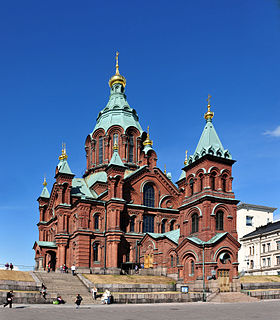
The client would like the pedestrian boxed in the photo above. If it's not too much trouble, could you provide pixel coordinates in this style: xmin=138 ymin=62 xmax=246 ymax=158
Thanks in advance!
xmin=41 ymin=284 xmax=47 ymax=299
xmin=47 ymin=262 xmax=51 ymax=273
xmin=75 ymin=293 xmax=83 ymax=309
xmin=135 ymin=264 xmax=139 ymax=274
xmin=5 ymin=263 xmax=9 ymax=270
xmin=3 ymin=290 xmax=14 ymax=308
xmin=91 ymin=286 xmax=97 ymax=300
xmin=9 ymin=263 xmax=13 ymax=271
xmin=71 ymin=264 xmax=76 ymax=276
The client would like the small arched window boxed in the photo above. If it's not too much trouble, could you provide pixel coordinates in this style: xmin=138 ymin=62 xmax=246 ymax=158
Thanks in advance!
xmin=143 ymin=183 xmax=155 ymax=207
xmin=191 ymin=260 xmax=195 ymax=275
xmin=93 ymin=243 xmax=99 ymax=261
xmin=176 ymin=255 xmax=179 ymax=265
xmin=210 ymin=172 xmax=216 ymax=190
xmin=199 ymin=174 xmax=203 ymax=192
xmin=98 ymin=136 xmax=104 ymax=164
xmin=191 ymin=213 xmax=199 ymax=233
xmin=128 ymin=134 xmax=134 ymax=162
xmin=171 ymin=255 xmax=174 ymax=267
xmin=94 ymin=214 xmax=99 ymax=230
xmin=222 ymin=174 xmax=227 ymax=192
xmin=161 ymin=220 xmax=166 ymax=233
xmin=130 ymin=216 xmax=135 ymax=232
xmin=170 ymin=220 xmax=175 ymax=231
xmin=216 ymin=210 xmax=224 ymax=230
xmin=189 ymin=178 xmax=194 ymax=196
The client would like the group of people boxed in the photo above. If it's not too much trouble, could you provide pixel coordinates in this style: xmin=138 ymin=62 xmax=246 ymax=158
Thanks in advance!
xmin=4 ymin=263 xmax=13 ymax=270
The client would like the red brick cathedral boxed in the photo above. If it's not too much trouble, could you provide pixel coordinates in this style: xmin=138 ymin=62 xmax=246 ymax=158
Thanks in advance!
xmin=34 ymin=54 xmax=240 ymax=287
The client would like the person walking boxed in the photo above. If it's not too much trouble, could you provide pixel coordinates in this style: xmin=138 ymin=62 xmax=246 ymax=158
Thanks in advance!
xmin=75 ymin=293 xmax=83 ymax=309
xmin=3 ymin=290 xmax=14 ymax=308
xmin=71 ymin=264 xmax=76 ymax=276
xmin=9 ymin=263 xmax=13 ymax=271
xmin=91 ymin=286 xmax=97 ymax=300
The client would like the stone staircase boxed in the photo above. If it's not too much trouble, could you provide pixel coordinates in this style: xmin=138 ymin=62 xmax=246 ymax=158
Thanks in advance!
xmin=33 ymin=272 xmax=96 ymax=304
xmin=210 ymin=292 xmax=259 ymax=303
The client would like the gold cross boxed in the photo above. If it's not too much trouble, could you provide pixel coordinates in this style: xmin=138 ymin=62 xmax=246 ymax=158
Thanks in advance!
xmin=207 ymin=94 xmax=211 ymax=107
xmin=115 ymin=51 xmax=119 ymax=74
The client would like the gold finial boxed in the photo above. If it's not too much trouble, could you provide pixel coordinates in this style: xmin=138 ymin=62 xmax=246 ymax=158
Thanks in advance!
xmin=113 ymin=141 xmax=119 ymax=151
xmin=164 ymin=164 xmax=167 ymax=175
xmin=109 ymin=51 xmax=126 ymax=88
xmin=59 ymin=142 xmax=68 ymax=160
xmin=143 ymin=126 xmax=153 ymax=146
xmin=204 ymin=94 xmax=214 ymax=121
xmin=184 ymin=150 xmax=188 ymax=165
xmin=43 ymin=176 xmax=47 ymax=187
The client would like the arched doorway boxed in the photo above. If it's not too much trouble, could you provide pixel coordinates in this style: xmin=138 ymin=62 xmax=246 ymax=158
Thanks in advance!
xmin=217 ymin=251 xmax=232 ymax=292
xmin=46 ymin=250 xmax=56 ymax=271
xmin=183 ymin=254 xmax=196 ymax=282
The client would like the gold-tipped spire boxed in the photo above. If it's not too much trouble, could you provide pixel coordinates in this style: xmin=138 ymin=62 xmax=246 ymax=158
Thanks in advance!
xmin=143 ymin=126 xmax=153 ymax=146
xmin=109 ymin=51 xmax=126 ymax=88
xmin=184 ymin=150 xmax=188 ymax=165
xmin=164 ymin=164 xmax=167 ymax=175
xmin=204 ymin=94 xmax=214 ymax=121
xmin=43 ymin=176 xmax=47 ymax=187
xmin=59 ymin=143 xmax=68 ymax=160
xmin=113 ymin=141 xmax=119 ymax=151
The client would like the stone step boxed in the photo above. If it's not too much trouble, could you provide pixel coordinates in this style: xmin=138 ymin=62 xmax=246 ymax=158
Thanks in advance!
xmin=210 ymin=292 xmax=259 ymax=303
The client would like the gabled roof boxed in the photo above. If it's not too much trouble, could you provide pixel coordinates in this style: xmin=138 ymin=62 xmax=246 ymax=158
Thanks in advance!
xmin=57 ymin=158 xmax=73 ymax=175
xmin=187 ymin=232 xmax=228 ymax=245
xmin=177 ymin=170 xmax=186 ymax=183
xmin=39 ymin=186 xmax=50 ymax=198
xmin=34 ymin=241 xmax=57 ymax=249
xmin=108 ymin=149 xmax=126 ymax=168
xmin=71 ymin=178 xmax=98 ymax=199
xmin=147 ymin=229 xmax=180 ymax=245
xmin=85 ymin=171 xmax=107 ymax=188
xmin=241 ymin=221 xmax=280 ymax=240
xmin=124 ymin=166 xmax=147 ymax=181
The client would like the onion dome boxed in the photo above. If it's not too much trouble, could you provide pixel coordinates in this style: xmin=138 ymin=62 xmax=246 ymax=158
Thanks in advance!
xmin=108 ymin=52 xmax=126 ymax=88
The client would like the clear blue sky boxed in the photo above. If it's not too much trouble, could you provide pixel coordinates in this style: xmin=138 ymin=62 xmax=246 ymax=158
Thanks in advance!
xmin=0 ymin=0 xmax=280 ymax=269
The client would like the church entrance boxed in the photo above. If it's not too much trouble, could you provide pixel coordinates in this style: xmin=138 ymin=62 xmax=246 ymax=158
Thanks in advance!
xmin=46 ymin=250 xmax=56 ymax=271
xmin=217 ymin=269 xmax=230 ymax=292
xmin=144 ymin=253 xmax=153 ymax=268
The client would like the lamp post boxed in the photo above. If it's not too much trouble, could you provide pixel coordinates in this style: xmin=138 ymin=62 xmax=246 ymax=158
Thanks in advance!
xmin=202 ymin=243 xmax=206 ymax=302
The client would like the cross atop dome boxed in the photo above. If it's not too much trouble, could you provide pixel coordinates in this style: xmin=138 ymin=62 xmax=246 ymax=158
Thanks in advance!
xmin=108 ymin=51 xmax=127 ymax=88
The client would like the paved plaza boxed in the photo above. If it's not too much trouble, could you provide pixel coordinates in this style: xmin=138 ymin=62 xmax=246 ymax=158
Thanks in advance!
xmin=1 ymin=301 xmax=280 ymax=320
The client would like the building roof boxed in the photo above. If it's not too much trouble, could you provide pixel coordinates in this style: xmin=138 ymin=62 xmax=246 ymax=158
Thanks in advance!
xmin=241 ymin=220 xmax=280 ymax=240
xmin=108 ymin=148 xmax=126 ymax=168
xmin=35 ymin=241 xmax=57 ymax=248
xmin=71 ymin=178 xmax=98 ymax=199
xmin=237 ymin=202 xmax=277 ymax=212
xmin=186 ymin=115 xmax=232 ymax=165
xmin=57 ymin=158 xmax=73 ymax=175
xmin=147 ymin=229 xmax=180 ymax=244
xmin=85 ymin=171 xmax=107 ymax=188
xmin=177 ymin=170 xmax=186 ymax=182
xmin=187 ymin=232 xmax=227 ymax=245
xmin=91 ymin=84 xmax=143 ymax=135
xmin=124 ymin=166 xmax=147 ymax=180
xmin=39 ymin=186 xmax=50 ymax=198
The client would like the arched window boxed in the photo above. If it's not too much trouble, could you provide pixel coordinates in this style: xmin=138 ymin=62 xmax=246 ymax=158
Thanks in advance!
xmin=93 ymin=243 xmax=99 ymax=262
xmin=222 ymin=174 xmax=227 ymax=192
xmin=143 ymin=214 xmax=154 ymax=233
xmin=171 ymin=255 xmax=174 ymax=267
xmin=216 ymin=210 xmax=224 ymax=230
xmin=161 ymin=220 xmax=166 ymax=233
xmin=94 ymin=215 xmax=99 ymax=230
xmin=130 ymin=216 xmax=135 ymax=232
xmin=128 ymin=134 xmax=134 ymax=162
xmin=210 ymin=172 xmax=216 ymax=190
xmin=189 ymin=178 xmax=194 ymax=196
xmin=190 ymin=260 xmax=195 ymax=275
xmin=98 ymin=136 xmax=104 ymax=164
xmin=191 ymin=213 xmax=199 ymax=233
xmin=170 ymin=220 xmax=175 ymax=231
xmin=62 ymin=184 xmax=67 ymax=204
xmin=176 ymin=255 xmax=179 ymax=266
xmin=143 ymin=183 xmax=155 ymax=207
xmin=199 ymin=174 xmax=203 ymax=192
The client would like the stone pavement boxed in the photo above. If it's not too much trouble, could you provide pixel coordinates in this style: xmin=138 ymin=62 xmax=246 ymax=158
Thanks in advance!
xmin=1 ymin=300 xmax=280 ymax=320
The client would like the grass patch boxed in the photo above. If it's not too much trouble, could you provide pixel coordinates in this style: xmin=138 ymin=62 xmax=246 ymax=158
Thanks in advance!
xmin=0 ymin=270 xmax=34 ymax=282
xmin=83 ymin=274 xmax=174 ymax=285
xmin=240 ymin=275 xmax=280 ymax=283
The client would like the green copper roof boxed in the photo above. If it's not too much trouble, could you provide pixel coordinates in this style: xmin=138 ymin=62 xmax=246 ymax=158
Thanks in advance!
xmin=57 ymin=158 xmax=73 ymax=175
xmin=147 ymin=229 xmax=180 ymax=244
xmin=177 ymin=170 xmax=186 ymax=182
xmin=108 ymin=148 xmax=126 ymax=168
xmin=91 ymin=83 xmax=143 ymax=135
xmin=71 ymin=178 xmax=97 ymax=199
xmin=36 ymin=241 xmax=57 ymax=248
xmin=39 ymin=186 xmax=50 ymax=198
xmin=85 ymin=171 xmax=107 ymax=188
xmin=187 ymin=232 xmax=227 ymax=245
xmin=187 ymin=118 xmax=232 ymax=165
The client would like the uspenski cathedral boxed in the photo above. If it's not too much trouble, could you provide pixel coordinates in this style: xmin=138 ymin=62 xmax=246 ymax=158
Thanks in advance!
xmin=34 ymin=53 xmax=240 ymax=290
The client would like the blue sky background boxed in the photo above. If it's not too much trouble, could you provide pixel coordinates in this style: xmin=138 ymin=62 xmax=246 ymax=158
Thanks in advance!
xmin=0 ymin=0 xmax=280 ymax=269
